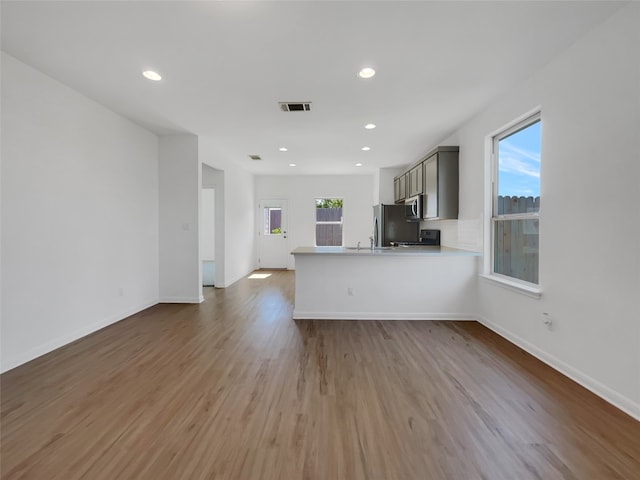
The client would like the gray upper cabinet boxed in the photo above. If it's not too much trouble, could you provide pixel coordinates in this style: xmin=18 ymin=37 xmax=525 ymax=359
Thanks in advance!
xmin=393 ymin=177 xmax=401 ymax=202
xmin=408 ymin=163 xmax=423 ymax=197
xmin=402 ymin=173 xmax=408 ymax=199
xmin=423 ymin=154 xmax=438 ymax=217
xmin=394 ymin=173 xmax=407 ymax=203
xmin=394 ymin=146 xmax=458 ymax=214
xmin=422 ymin=147 xmax=459 ymax=219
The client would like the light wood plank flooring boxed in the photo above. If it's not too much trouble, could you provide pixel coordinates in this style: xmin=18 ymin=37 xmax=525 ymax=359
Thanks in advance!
xmin=2 ymin=271 xmax=639 ymax=479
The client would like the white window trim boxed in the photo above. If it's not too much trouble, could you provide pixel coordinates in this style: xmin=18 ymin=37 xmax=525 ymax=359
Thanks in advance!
xmin=479 ymin=273 xmax=542 ymax=299
xmin=483 ymin=107 xmax=542 ymax=297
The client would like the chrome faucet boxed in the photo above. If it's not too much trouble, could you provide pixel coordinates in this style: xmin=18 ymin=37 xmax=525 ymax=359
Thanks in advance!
xmin=369 ymin=235 xmax=375 ymax=250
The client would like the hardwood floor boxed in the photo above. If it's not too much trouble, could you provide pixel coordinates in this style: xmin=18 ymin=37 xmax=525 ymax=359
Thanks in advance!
xmin=1 ymin=271 xmax=639 ymax=479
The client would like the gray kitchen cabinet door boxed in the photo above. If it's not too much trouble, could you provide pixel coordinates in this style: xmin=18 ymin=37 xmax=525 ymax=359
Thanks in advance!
xmin=423 ymin=154 xmax=438 ymax=218
xmin=422 ymin=150 xmax=458 ymax=219
xmin=408 ymin=163 xmax=423 ymax=197
xmin=399 ymin=173 xmax=407 ymax=201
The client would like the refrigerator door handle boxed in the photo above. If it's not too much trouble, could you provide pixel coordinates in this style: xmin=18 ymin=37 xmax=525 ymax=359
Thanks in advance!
xmin=374 ymin=217 xmax=379 ymax=247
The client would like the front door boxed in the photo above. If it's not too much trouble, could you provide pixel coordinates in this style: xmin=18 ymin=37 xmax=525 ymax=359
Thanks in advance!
xmin=258 ymin=199 xmax=289 ymax=269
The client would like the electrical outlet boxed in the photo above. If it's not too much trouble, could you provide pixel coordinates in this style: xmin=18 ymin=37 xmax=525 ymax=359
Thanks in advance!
xmin=118 ymin=287 xmax=124 ymax=297
xmin=542 ymin=312 xmax=554 ymax=330
xmin=347 ymin=287 xmax=354 ymax=296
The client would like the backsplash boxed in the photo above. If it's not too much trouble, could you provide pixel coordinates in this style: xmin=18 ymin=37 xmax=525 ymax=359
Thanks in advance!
xmin=422 ymin=217 xmax=483 ymax=252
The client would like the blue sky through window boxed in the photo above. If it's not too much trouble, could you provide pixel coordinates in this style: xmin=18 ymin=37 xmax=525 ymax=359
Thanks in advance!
xmin=498 ymin=120 xmax=540 ymax=197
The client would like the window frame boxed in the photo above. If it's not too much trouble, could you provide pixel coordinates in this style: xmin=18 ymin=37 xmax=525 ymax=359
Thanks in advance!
xmin=485 ymin=109 xmax=542 ymax=295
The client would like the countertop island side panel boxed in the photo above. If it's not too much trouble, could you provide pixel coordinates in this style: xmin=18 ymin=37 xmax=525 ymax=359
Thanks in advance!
xmin=291 ymin=247 xmax=481 ymax=320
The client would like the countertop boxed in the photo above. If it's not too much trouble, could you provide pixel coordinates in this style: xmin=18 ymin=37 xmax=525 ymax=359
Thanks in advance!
xmin=291 ymin=245 xmax=481 ymax=257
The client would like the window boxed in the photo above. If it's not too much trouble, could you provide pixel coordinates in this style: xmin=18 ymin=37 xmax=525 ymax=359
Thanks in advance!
xmin=263 ymin=206 xmax=282 ymax=235
xmin=491 ymin=113 xmax=541 ymax=285
xmin=315 ymin=198 xmax=343 ymax=246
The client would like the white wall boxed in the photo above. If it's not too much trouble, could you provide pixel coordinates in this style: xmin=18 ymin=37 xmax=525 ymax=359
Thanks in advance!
xmin=377 ymin=167 xmax=404 ymax=205
xmin=255 ymin=175 xmax=376 ymax=268
xmin=1 ymin=53 xmax=159 ymax=372
xmin=158 ymin=135 xmax=202 ymax=303
xmin=372 ymin=169 xmax=380 ymax=206
xmin=200 ymin=138 xmax=256 ymax=288
xmin=431 ymin=4 xmax=640 ymax=419
xmin=200 ymin=188 xmax=215 ymax=261
xmin=222 ymin=165 xmax=256 ymax=285
xmin=202 ymin=164 xmax=225 ymax=287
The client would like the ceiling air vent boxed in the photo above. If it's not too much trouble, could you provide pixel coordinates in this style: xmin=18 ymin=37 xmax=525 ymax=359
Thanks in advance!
xmin=279 ymin=101 xmax=311 ymax=112
xmin=248 ymin=155 xmax=262 ymax=161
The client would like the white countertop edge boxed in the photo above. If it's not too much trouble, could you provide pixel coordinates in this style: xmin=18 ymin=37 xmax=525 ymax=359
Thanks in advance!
xmin=291 ymin=246 xmax=481 ymax=257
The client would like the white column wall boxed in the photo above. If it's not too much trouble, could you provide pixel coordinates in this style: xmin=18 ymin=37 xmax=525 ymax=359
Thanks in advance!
xmin=200 ymin=189 xmax=215 ymax=261
xmin=158 ymin=135 xmax=202 ymax=303
xmin=202 ymin=164 xmax=226 ymax=287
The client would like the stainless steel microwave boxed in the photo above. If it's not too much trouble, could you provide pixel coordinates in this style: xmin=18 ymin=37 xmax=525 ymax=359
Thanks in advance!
xmin=404 ymin=194 xmax=424 ymax=221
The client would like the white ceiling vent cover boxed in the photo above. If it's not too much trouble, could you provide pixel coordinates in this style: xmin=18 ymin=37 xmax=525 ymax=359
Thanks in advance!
xmin=279 ymin=102 xmax=311 ymax=112
xmin=248 ymin=155 xmax=262 ymax=160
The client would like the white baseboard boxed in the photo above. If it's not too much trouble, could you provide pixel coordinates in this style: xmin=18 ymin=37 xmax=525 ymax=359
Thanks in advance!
xmin=1 ymin=298 xmax=159 ymax=374
xmin=476 ymin=315 xmax=640 ymax=422
xmin=219 ymin=268 xmax=257 ymax=288
xmin=159 ymin=296 xmax=203 ymax=303
xmin=292 ymin=311 xmax=476 ymax=321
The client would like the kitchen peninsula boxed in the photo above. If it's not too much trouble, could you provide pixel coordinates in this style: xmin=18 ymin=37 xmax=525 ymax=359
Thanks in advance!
xmin=291 ymin=246 xmax=481 ymax=320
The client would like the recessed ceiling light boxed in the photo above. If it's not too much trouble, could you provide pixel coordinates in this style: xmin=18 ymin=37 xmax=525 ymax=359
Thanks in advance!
xmin=355 ymin=163 xmax=363 ymax=167
xmin=361 ymin=146 xmax=371 ymax=151
xmin=358 ymin=67 xmax=375 ymax=79
xmin=279 ymin=147 xmax=288 ymax=152
xmin=142 ymin=70 xmax=162 ymax=81
xmin=364 ymin=123 xmax=376 ymax=130
xmin=289 ymin=163 xmax=297 ymax=167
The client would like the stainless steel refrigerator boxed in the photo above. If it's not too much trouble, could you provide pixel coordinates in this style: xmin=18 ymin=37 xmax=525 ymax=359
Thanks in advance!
xmin=372 ymin=204 xmax=419 ymax=246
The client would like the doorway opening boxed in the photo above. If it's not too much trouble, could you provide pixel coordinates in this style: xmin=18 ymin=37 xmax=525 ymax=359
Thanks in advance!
xmin=201 ymin=187 xmax=215 ymax=286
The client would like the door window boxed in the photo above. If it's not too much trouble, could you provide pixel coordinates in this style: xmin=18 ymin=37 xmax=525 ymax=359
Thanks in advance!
xmin=263 ymin=207 xmax=282 ymax=235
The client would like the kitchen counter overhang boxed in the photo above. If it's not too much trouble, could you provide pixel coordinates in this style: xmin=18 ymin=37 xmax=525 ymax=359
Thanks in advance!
xmin=291 ymin=246 xmax=481 ymax=320
xmin=291 ymin=245 xmax=480 ymax=256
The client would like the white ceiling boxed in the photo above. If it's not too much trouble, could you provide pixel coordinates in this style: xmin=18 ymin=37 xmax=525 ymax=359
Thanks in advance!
xmin=1 ymin=1 xmax=623 ymax=175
